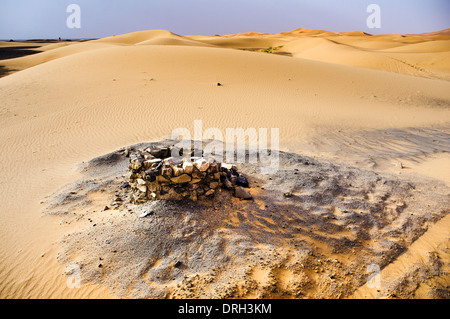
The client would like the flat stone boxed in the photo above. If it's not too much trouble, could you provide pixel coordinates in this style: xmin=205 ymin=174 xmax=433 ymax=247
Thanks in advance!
xmin=235 ymin=186 xmax=252 ymax=200
xmin=143 ymin=159 xmax=162 ymax=169
xmin=170 ymin=174 xmax=192 ymax=184
xmin=189 ymin=178 xmax=202 ymax=184
xmin=156 ymin=175 xmax=170 ymax=183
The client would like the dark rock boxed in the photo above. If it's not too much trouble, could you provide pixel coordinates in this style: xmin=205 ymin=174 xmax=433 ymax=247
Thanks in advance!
xmin=121 ymin=182 xmax=130 ymax=188
xmin=283 ymin=192 xmax=292 ymax=198
xmin=236 ymin=176 xmax=249 ymax=188
xmin=174 ymin=261 xmax=182 ymax=268
xmin=150 ymin=148 xmax=162 ymax=158
xmin=160 ymin=147 xmax=170 ymax=158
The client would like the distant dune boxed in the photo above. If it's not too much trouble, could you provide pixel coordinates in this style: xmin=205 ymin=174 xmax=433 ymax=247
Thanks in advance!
xmin=406 ymin=28 xmax=450 ymax=37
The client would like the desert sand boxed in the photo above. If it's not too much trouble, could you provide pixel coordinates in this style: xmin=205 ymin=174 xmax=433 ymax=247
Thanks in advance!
xmin=0 ymin=28 xmax=449 ymax=298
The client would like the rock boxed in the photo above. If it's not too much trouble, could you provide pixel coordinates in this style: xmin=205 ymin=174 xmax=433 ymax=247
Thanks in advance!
xmin=103 ymin=206 xmax=109 ymax=211
xmin=283 ymin=192 xmax=292 ymax=198
xmin=395 ymin=162 xmax=404 ymax=169
xmin=130 ymin=158 xmax=143 ymax=170
xmin=182 ymin=161 xmax=194 ymax=174
xmin=139 ymin=210 xmax=154 ymax=218
xmin=121 ymin=182 xmax=130 ymax=188
xmin=191 ymin=191 xmax=198 ymax=202
xmin=236 ymin=176 xmax=249 ymax=187
xmin=150 ymin=148 xmax=162 ymax=158
xmin=148 ymin=182 xmax=160 ymax=192
xmin=136 ymin=179 xmax=146 ymax=185
xmin=194 ymin=158 xmax=210 ymax=172
xmin=143 ymin=153 xmax=155 ymax=160
xmin=170 ymin=174 xmax=192 ymax=184
xmin=172 ymin=166 xmax=184 ymax=177
xmin=210 ymin=181 xmax=219 ymax=189
xmin=189 ymin=178 xmax=202 ymax=184
xmin=160 ymin=147 xmax=171 ymax=158
xmin=143 ymin=158 xmax=162 ymax=169
xmin=161 ymin=165 xmax=173 ymax=177
xmin=230 ymin=168 xmax=239 ymax=176
xmin=138 ymin=185 xmax=147 ymax=193
xmin=174 ymin=261 xmax=182 ymax=268
xmin=156 ymin=175 xmax=170 ymax=183
xmin=163 ymin=157 xmax=182 ymax=166
xmin=235 ymin=186 xmax=252 ymax=200
xmin=210 ymin=162 xmax=220 ymax=173
xmin=205 ymin=189 xmax=215 ymax=197
xmin=223 ymin=178 xmax=233 ymax=190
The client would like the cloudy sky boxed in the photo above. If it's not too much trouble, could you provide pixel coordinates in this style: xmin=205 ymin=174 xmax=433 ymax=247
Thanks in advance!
xmin=1 ymin=0 xmax=449 ymax=39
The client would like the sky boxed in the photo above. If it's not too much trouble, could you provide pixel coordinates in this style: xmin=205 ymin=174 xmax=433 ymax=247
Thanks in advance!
xmin=0 ymin=0 xmax=449 ymax=39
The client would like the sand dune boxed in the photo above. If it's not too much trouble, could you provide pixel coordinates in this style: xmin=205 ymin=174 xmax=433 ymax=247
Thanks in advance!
xmin=0 ymin=28 xmax=449 ymax=299
xmin=136 ymin=37 xmax=215 ymax=47
xmin=3 ymin=28 xmax=450 ymax=80
xmin=93 ymin=29 xmax=182 ymax=45
xmin=407 ymin=28 xmax=450 ymax=37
